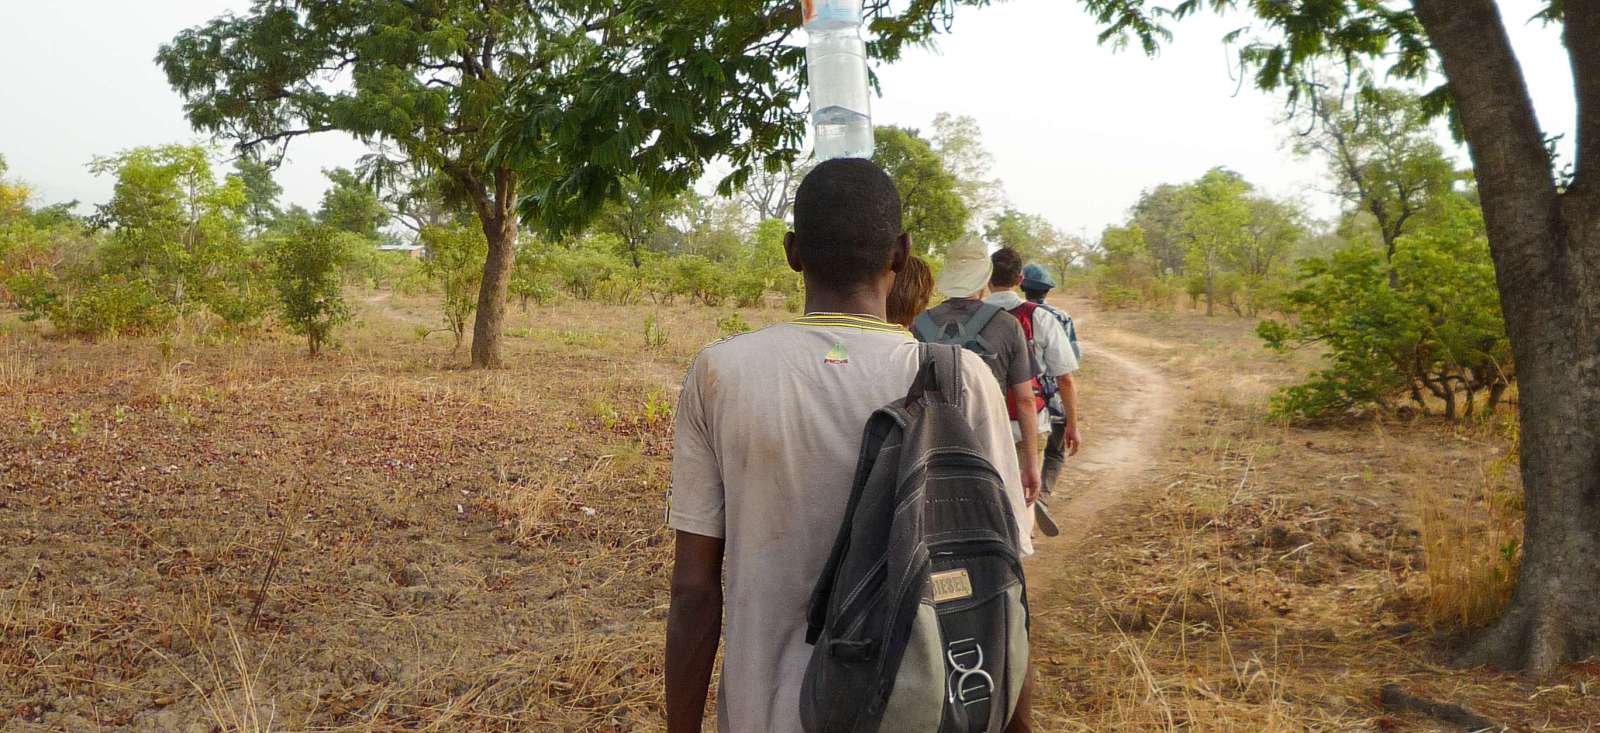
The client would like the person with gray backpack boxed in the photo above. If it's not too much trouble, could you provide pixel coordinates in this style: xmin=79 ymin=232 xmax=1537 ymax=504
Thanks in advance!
xmin=664 ymin=159 xmax=1033 ymax=733
xmin=801 ymin=343 xmax=1032 ymax=732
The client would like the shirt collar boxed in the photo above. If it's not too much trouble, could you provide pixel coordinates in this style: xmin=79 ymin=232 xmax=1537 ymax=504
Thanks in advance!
xmin=793 ymin=312 xmax=907 ymax=334
xmin=983 ymin=291 xmax=1024 ymax=309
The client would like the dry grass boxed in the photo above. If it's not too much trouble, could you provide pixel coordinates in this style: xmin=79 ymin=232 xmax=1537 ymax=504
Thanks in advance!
xmin=1025 ymin=303 xmax=1598 ymax=732
xmin=1414 ymin=420 xmax=1524 ymax=633
xmin=3 ymin=293 xmax=1596 ymax=731
xmin=0 ymin=295 xmax=779 ymax=730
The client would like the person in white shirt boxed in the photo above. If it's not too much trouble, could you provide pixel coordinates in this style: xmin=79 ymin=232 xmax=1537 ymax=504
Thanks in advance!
xmin=985 ymin=249 xmax=1082 ymax=532
xmin=664 ymin=159 xmax=1035 ymax=733
xmin=1019 ymin=263 xmax=1082 ymax=495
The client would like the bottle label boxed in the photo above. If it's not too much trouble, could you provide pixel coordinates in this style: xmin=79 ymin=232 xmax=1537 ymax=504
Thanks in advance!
xmin=802 ymin=0 xmax=861 ymax=27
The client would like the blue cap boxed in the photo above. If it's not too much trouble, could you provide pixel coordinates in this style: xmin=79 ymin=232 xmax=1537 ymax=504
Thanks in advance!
xmin=1021 ymin=263 xmax=1056 ymax=291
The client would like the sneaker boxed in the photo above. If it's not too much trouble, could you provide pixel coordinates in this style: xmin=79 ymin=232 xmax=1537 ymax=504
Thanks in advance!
xmin=1033 ymin=499 xmax=1060 ymax=537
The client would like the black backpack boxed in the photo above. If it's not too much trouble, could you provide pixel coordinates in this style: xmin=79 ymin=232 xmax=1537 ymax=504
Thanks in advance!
xmin=800 ymin=344 xmax=1030 ymax=733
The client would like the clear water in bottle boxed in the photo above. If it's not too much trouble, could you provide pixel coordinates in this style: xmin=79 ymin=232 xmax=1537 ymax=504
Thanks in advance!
xmin=804 ymin=0 xmax=873 ymax=160
xmin=812 ymin=105 xmax=873 ymax=160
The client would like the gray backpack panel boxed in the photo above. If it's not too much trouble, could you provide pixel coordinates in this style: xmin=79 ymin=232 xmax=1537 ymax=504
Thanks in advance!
xmin=800 ymin=343 xmax=1029 ymax=733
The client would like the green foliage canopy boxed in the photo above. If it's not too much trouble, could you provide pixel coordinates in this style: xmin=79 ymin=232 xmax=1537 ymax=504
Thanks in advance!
xmin=873 ymin=125 xmax=969 ymax=257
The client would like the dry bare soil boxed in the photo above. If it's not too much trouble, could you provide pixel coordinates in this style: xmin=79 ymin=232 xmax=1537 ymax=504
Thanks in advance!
xmin=3 ymin=292 xmax=1598 ymax=731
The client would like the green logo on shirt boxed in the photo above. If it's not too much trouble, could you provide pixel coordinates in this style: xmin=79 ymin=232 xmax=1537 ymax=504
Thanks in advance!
xmin=823 ymin=342 xmax=850 ymax=365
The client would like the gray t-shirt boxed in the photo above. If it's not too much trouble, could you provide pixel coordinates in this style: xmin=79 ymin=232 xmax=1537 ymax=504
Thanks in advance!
xmin=669 ymin=313 xmax=1028 ymax=733
xmin=918 ymin=297 xmax=1033 ymax=392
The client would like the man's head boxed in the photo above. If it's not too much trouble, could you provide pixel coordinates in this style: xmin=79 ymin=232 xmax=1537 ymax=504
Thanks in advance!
xmin=989 ymin=247 xmax=1024 ymax=290
xmin=1021 ymin=263 xmax=1056 ymax=302
xmin=786 ymin=159 xmax=908 ymax=296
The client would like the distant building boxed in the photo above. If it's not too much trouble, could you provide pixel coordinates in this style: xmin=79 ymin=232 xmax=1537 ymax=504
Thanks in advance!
xmin=377 ymin=243 xmax=426 ymax=259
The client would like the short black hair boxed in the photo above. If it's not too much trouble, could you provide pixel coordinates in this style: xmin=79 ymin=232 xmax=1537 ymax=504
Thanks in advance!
xmin=990 ymin=247 xmax=1024 ymax=288
xmin=792 ymin=159 xmax=903 ymax=287
xmin=1022 ymin=287 xmax=1051 ymax=302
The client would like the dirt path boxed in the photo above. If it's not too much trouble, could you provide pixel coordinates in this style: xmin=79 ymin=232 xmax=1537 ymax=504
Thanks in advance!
xmin=1032 ymin=300 xmax=1181 ymax=551
xmin=362 ymin=291 xmax=436 ymax=329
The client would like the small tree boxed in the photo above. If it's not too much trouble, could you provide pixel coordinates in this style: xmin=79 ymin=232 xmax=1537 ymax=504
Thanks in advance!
xmin=1178 ymin=168 xmax=1252 ymax=316
xmin=986 ymin=208 xmax=1064 ymax=263
xmin=232 ymin=156 xmax=282 ymax=234
xmin=930 ymin=113 xmax=1006 ymax=225
xmin=508 ymin=243 xmax=558 ymax=310
xmin=1293 ymin=88 xmax=1459 ymax=285
xmin=592 ymin=178 xmax=684 ymax=269
xmin=269 ymin=222 xmax=350 ymax=355
xmin=420 ymin=224 xmax=488 ymax=350
xmin=317 ymin=168 xmax=389 ymax=241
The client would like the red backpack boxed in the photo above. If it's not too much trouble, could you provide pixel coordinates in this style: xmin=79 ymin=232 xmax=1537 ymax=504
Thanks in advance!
xmin=1005 ymin=301 xmax=1047 ymax=422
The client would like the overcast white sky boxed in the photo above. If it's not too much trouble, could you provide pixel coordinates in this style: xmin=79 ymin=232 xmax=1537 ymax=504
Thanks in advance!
xmin=0 ymin=1 xmax=1574 ymax=237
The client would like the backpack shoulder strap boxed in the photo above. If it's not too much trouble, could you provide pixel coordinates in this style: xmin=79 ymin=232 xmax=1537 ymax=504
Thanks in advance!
xmin=1009 ymin=301 xmax=1039 ymax=342
xmin=806 ymin=406 xmax=901 ymax=644
xmin=911 ymin=311 xmax=942 ymax=343
xmin=905 ymin=342 xmax=964 ymax=408
xmin=929 ymin=343 xmax=964 ymax=408
xmin=960 ymin=303 xmax=1003 ymax=342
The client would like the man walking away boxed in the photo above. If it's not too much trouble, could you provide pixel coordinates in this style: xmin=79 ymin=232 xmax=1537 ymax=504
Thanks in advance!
xmin=665 ymin=159 xmax=1033 ymax=733
xmin=912 ymin=235 xmax=1044 ymax=509
xmin=1010 ymin=262 xmax=1082 ymax=497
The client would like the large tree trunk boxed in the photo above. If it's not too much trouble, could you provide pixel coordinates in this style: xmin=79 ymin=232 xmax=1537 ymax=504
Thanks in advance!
xmin=1414 ymin=0 xmax=1600 ymax=675
xmin=468 ymin=169 xmax=519 ymax=369
xmin=471 ymin=215 xmax=517 ymax=368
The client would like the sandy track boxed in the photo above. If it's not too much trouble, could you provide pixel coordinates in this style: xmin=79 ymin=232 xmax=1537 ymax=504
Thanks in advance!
xmin=1028 ymin=303 xmax=1181 ymax=572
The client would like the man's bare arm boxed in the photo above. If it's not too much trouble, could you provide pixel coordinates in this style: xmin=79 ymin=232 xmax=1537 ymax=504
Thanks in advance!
xmin=1056 ymin=373 xmax=1080 ymax=456
xmin=666 ymin=531 xmax=724 ymax=733
xmin=1008 ymin=381 xmax=1041 ymax=504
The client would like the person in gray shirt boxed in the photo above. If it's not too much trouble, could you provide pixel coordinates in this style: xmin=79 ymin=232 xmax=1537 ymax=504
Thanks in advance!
xmin=664 ymin=160 xmax=1034 ymax=733
xmin=913 ymin=234 xmax=1043 ymax=505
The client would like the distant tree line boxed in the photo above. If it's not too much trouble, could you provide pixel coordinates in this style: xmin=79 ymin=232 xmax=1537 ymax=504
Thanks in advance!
xmin=2 ymin=107 xmax=1091 ymax=359
xmin=1077 ymin=88 xmax=1510 ymax=421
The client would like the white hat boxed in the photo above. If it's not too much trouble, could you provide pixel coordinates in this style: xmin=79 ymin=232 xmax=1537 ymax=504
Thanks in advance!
xmin=935 ymin=234 xmax=992 ymax=298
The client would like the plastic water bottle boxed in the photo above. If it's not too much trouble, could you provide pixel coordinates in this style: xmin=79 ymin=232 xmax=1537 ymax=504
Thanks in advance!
xmin=803 ymin=0 xmax=874 ymax=160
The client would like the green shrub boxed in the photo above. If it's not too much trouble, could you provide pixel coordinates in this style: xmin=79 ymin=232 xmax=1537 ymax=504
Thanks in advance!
xmin=669 ymin=255 xmax=731 ymax=306
xmin=643 ymin=312 xmax=669 ymax=351
xmin=716 ymin=312 xmax=752 ymax=336
xmin=420 ymin=224 xmax=488 ymax=349
xmin=510 ymin=246 xmax=559 ymax=309
xmin=553 ymin=242 xmax=628 ymax=301
xmin=8 ymin=270 xmax=62 ymax=322
xmin=50 ymin=277 xmax=177 ymax=337
xmin=1260 ymin=197 xmax=1511 ymax=420
xmin=269 ymin=223 xmax=350 ymax=355
xmin=730 ymin=270 xmax=771 ymax=308
xmin=1097 ymin=284 xmax=1141 ymax=310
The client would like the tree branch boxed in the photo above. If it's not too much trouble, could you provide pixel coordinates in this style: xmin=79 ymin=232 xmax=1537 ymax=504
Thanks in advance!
xmin=238 ymin=125 xmax=339 ymax=150
xmin=1566 ymin=0 xmax=1600 ymax=187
